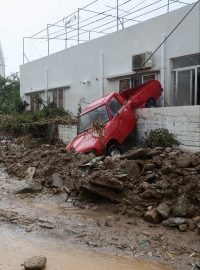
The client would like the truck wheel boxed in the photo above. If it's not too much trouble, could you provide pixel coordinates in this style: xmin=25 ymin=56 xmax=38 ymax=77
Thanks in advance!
xmin=107 ymin=145 xmax=122 ymax=157
xmin=145 ymin=98 xmax=156 ymax=108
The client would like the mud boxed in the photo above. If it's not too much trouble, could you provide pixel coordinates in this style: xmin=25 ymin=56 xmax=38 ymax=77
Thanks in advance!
xmin=0 ymin=225 xmax=173 ymax=270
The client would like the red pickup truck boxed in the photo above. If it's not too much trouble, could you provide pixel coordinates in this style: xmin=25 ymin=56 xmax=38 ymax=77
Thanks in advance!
xmin=66 ymin=80 xmax=162 ymax=156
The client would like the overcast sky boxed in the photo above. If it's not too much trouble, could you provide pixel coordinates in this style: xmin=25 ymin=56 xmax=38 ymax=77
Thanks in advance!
xmin=0 ymin=0 xmax=85 ymax=75
xmin=0 ymin=0 xmax=197 ymax=76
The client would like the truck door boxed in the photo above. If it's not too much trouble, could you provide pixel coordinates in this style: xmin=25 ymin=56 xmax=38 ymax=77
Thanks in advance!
xmin=108 ymin=96 xmax=135 ymax=142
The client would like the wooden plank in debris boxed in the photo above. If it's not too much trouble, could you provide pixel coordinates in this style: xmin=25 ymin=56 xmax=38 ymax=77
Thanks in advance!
xmin=81 ymin=184 xmax=122 ymax=203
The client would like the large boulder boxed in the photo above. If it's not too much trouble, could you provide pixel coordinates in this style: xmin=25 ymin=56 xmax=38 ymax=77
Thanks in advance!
xmin=24 ymin=256 xmax=46 ymax=270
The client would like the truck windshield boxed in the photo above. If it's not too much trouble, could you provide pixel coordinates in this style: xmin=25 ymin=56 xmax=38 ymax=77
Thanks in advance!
xmin=78 ymin=105 xmax=109 ymax=134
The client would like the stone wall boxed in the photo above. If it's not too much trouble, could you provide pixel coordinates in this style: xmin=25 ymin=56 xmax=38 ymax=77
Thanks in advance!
xmin=136 ymin=106 xmax=200 ymax=152
xmin=58 ymin=124 xmax=77 ymax=144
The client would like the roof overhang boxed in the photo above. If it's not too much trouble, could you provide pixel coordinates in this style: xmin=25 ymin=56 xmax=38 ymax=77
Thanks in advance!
xmin=24 ymin=84 xmax=71 ymax=96
xmin=106 ymin=69 xmax=160 ymax=81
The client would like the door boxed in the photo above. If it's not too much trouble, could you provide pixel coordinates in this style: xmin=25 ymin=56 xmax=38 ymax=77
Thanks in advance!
xmin=108 ymin=96 xmax=135 ymax=143
xmin=174 ymin=66 xmax=200 ymax=106
xmin=176 ymin=70 xmax=193 ymax=106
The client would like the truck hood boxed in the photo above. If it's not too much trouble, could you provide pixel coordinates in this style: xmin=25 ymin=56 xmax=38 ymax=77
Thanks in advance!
xmin=66 ymin=131 xmax=99 ymax=154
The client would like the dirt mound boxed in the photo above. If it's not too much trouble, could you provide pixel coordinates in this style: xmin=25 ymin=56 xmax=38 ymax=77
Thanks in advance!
xmin=0 ymin=142 xmax=199 ymax=233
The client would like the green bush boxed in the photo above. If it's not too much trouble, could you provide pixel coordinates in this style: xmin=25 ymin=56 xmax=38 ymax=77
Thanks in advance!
xmin=143 ymin=128 xmax=180 ymax=148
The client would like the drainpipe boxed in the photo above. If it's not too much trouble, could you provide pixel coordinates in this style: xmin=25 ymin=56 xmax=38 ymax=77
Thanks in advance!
xmin=46 ymin=67 xmax=48 ymax=103
xmin=100 ymin=53 xmax=104 ymax=96
xmin=160 ymin=34 xmax=165 ymax=107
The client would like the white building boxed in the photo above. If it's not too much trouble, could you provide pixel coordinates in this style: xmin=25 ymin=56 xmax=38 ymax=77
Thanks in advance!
xmin=20 ymin=2 xmax=200 ymax=114
xmin=0 ymin=42 xmax=5 ymax=77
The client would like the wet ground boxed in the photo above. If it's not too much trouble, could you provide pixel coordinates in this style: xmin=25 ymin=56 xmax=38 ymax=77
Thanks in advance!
xmin=0 ymin=225 xmax=173 ymax=270
xmin=0 ymin=165 xmax=199 ymax=270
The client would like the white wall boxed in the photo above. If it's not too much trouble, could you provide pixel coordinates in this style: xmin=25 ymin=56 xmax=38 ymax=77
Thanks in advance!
xmin=58 ymin=124 xmax=77 ymax=144
xmin=136 ymin=106 xmax=200 ymax=152
xmin=20 ymin=2 xmax=200 ymax=115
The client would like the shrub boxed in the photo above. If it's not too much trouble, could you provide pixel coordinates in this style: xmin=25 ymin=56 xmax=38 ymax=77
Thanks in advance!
xmin=143 ymin=128 xmax=180 ymax=148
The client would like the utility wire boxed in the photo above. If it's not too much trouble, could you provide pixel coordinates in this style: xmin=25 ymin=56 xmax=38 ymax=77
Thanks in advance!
xmin=141 ymin=0 xmax=200 ymax=68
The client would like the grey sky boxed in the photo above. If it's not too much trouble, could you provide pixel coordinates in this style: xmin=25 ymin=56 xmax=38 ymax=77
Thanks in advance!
xmin=0 ymin=0 xmax=197 ymax=75
xmin=0 ymin=0 xmax=84 ymax=75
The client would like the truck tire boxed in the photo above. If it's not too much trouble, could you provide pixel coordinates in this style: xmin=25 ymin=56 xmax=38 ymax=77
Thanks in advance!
xmin=145 ymin=98 xmax=156 ymax=108
xmin=107 ymin=145 xmax=122 ymax=157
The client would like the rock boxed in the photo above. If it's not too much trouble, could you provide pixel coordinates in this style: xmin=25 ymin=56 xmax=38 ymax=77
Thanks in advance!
xmin=165 ymin=147 xmax=172 ymax=153
xmin=162 ymin=217 xmax=187 ymax=227
xmin=25 ymin=224 xmax=34 ymax=233
xmin=188 ymin=220 xmax=197 ymax=231
xmin=149 ymin=148 xmax=163 ymax=157
xmin=195 ymin=261 xmax=200 ymax=269
xmin=122 ymin=148 xmax=149 ymax=160
xmin=161 ymin=162 xmax=173 ymax=174
xmin=56 ymin=192 xmax=68 ymax=203
xmin=168 ymin=150 xmax=179 ymax=157
xmin=89 ymin=176 xmax=124 ymax=190
xmin=24 ymin=256 xmax=46 ymax=270
xmin=176 ymin=154 xmax=191 ymax=168
xmin=38 ymin=219 xmax=55 ymax=229
xmin=64 ymin=176 xmax=75 ymax=191
xmin=138 ymin=239 xmax=151 ymax=246
xmin=155 ymin=180 xmax=170 ymax=190
xmin=145 ymin=163 xmax=155 ymax=171
xmin=153 ymin=158 xmax=163 ymax=168
xmin=119 ymin=160 xmax=140 ymax=177
xmin=145 ymin=173 xmax=156 ymax=182
xmin=81 ymin=183 xmax=122 ymax=203
xmin=24 ymin=167 xmax=36 ymax=180
xmin=51 ymin=173 xmax=63 ymax=189
xmin=195 ymin=164 xmax=200 ymax=174
xmin=15 ymin=182 xmax=42 ymax=194
xmin=191 ymin=156 xmax=200 ymax=167
xmin=144 ymin=209 xmax=161 ymax=224
xmin=41 ymin=150 xmax=51 ymax=157
xmin=173 ymin=196 xmax=190 ymax=217
xmin=157 ymin=203 xmax=171 ymax=219
xmin=105 ymin=216 xmax=114 ymax=227
xmin=178 ymin=224 xmax=187 ymax=232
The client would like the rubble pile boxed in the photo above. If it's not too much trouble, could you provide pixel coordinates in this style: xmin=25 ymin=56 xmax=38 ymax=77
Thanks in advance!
xmin=0 ymin=142 xmax=200 ymax=232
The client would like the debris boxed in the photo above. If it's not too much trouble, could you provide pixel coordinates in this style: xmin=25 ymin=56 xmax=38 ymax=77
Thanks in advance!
xmin=0 ymin=141 xmax=200 ymax=230
xmin=24 ymin=167 xmax=36 ymax=180
xmin=121 ymin=148 xmax=150 ymax=160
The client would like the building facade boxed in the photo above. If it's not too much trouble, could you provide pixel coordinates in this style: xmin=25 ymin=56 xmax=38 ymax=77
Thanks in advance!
xmin=20 ymin=2 xmax=200 ymax=114
xmin=0 ymin=42 xmax=5 ymax=77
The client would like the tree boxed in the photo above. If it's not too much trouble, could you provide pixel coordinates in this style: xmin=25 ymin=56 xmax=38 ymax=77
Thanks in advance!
xmin=0 ymin=73 xmax=27 ymax=114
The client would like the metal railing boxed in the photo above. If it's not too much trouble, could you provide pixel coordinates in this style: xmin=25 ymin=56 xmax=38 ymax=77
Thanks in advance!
xmin=23 ymin=0 xmax=196 ymax=64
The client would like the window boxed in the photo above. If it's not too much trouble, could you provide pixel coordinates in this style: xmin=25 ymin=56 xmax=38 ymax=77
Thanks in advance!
xmin=119 ymin=73 xmax=156 ymax=92
xmin=109 ymin=97 xmax=123 ymax=117
xmin=78 ymin=105 xmax=109 ymax=134
xmin=49 ymin=87 xmax=66 ymax=109
xmin=172 ymin=54 xmax=200 ymax=106
xmin=30 ymin=93 xmax=41 ymax=112
xmin=119 ymin=79 xmax=130 ymax=92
